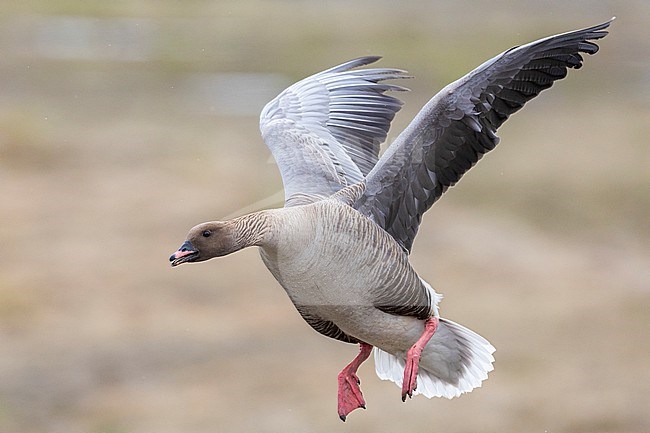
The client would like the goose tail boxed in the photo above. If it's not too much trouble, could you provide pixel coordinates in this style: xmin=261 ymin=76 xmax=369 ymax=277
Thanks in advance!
xmin=373 ymin=317 xmax=495 ymax=399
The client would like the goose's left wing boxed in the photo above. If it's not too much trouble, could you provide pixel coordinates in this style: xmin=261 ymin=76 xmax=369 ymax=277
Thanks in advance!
xmin=356 ymin=19 xmax=613 ymax=252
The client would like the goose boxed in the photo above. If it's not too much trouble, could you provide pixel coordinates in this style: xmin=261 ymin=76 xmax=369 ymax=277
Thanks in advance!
xmin=170 ymin=19 xmax=612 ymax=421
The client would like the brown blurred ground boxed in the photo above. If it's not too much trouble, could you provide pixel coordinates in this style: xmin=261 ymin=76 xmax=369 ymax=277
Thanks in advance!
xmin=1 ymin=1 xmax=649 ymax=432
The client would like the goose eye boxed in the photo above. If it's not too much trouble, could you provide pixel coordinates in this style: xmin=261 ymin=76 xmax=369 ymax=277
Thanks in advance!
xmin=202 ymin=230 xmax=212 ymax=238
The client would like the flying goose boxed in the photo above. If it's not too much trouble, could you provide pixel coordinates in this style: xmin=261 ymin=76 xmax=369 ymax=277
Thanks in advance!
xmin=170 ymin=19 xmax=612 ymax=421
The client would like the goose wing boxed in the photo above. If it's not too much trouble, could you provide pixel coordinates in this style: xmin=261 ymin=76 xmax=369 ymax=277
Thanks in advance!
xmin=356 ymin=19 xmax=613 ymax=252
xmin=260 ymin=57 xmax=409 ymax=206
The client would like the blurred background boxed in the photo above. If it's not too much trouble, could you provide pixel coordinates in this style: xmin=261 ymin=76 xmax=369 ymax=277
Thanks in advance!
xmin=1 ymin=1 xmax=648 ymax=432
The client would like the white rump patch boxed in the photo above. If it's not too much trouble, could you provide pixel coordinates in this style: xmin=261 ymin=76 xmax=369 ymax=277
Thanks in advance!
xmin=420 ymin=278 xmax=443 ymax=317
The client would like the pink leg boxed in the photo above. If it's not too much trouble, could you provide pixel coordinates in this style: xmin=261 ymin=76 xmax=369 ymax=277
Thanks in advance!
xmin=402 ymin=316 xmax=439 ymax=401
xmin=337 ymin=342 xmax=372 ymax=421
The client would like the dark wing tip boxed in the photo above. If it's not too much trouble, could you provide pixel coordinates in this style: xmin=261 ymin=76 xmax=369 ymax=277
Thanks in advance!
xmin=580 ymin=16 xmax=615 ymax=33
xmin=576 ymin=17 xmax=615 ymax=44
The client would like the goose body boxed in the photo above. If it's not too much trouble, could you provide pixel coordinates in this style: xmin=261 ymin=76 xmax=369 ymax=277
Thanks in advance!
xmin=170 ymin=19 xmax=612 ymax=420
xmin=259 ymin=198 xmax=435 ymax=347
xmin=257 ymin=198 xmax=492 ymax=399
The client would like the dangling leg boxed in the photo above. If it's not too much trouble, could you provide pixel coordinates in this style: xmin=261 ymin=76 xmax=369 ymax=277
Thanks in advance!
xmin=337 ymin=342 xmax=372 ymax=421
xmin=402 ymin=316 xmax=439 ymax=401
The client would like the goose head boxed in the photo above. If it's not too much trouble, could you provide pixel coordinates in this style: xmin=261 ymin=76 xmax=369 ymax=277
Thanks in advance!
xmin=169 ymin=221 xmax=238 ymax=267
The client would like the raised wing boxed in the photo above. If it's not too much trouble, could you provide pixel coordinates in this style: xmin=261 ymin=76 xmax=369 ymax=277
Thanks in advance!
xmin=260 ymin=57 xmax=409 ymax=205
xmin=356 ymin=19 xmax=613 ymax=252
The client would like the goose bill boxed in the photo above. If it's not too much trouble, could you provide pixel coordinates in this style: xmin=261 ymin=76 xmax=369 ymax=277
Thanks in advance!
xmin=169 ymin=249 xmax=199 ymax=267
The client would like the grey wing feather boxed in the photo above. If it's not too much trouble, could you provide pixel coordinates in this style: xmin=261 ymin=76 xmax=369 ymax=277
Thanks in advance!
xmin=356 ymin=19 xmax=613 ymax=252
xmin=260 ymin=56 xmax=409 ymax=206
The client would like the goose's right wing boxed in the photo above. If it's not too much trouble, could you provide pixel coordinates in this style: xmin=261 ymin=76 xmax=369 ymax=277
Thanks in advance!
xmin=356 ymin=19 xmax=613 ymax=252
xmin=260 ymin=57 xmax=408 ymax=206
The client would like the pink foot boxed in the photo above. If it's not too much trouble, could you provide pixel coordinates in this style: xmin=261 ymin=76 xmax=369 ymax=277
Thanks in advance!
xmin=402 ymin=317 xmax=439 ymax=401
xmin=337 ymin=342 xmax=372 ymax=421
